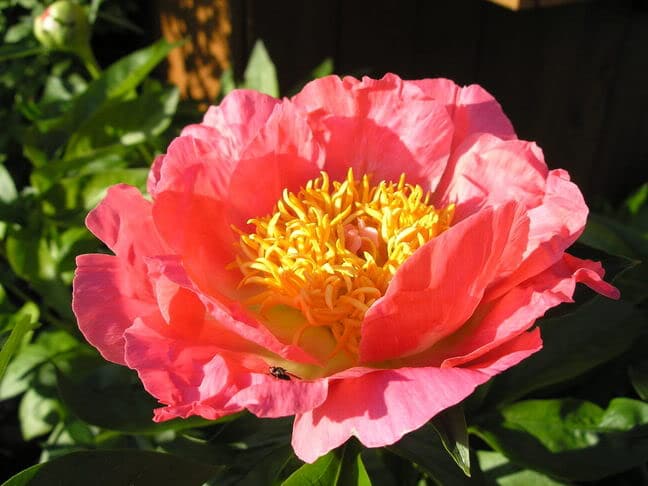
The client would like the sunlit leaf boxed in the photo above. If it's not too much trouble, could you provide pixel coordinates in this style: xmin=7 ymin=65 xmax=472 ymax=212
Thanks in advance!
xmin=282 ymin=440 xmax=371 ymax=486
xmin=243 ymin=39 xmax=279 ymax=97
xmin=431 ymin=405 xmax=470 ymax=477
xmin=472 ymin=398 xmax=648 ymax=481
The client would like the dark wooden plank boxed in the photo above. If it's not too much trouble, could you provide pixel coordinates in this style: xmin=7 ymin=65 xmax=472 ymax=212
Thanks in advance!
xmin=334 ymin=0 xmax=418 ymax=78
xmin=242 ymin=0 xmax=338 ymax=94
xmin=591 ymin=3 xmax=648 ymax=202
xmin=475 ymin=0 xmax=631 ymax=200
xmin=410 ymin=0 xmax=483 ymax=85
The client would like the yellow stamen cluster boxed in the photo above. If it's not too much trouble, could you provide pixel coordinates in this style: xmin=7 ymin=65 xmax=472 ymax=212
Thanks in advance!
xmin=233 ymin=169 xmax=454 ymax=358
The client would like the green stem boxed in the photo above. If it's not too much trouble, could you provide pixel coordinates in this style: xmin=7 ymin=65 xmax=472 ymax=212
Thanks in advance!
xmin=78 ymin=46 xmax=101 ymax=80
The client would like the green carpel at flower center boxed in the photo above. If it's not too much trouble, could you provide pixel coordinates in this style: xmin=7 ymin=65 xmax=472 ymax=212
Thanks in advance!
xmin=232 ymin=169 xmax=454 ymax=363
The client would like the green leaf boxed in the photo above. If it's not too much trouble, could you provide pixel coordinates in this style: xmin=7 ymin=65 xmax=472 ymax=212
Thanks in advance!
xmin=3 ymin=450 xmax=219 ymax=486
xmin=625 ymin=183 xmax=648 ymax=215
xmin=1 ymin=464 xmax=42 ymax=486
xmin=0 ymin=162 xmax=17 ymax=203
xmin=58 ymin=39 xmax=180 ymax=137
xmin=0 ymin=41 xmax=44 ymax=62
xmin=629 ymin=359 xmax=648 ymax=400
xmin=431 ymin=405 xmax=471 ymax=477
xmin=581 ymin=213 xmax=648 ymax=259
xmin=243 ymin=39 xmax=279 ymax=97
xmin=282 ymin=440 xmax=371 ymax=486
xmin=57 ymin=363 xmax=213 ymax=434
xmin=19 ymin=386 xmax=60 ymax=440
xmin=0 ymin=310 xmax=38 ymax=383
xmin=484 ymin=296 xmax=646 ymax=406
xmin=64 ymin=84 xmax=179 ymax=159
xmin=312 ymin=57 xmax=334 ymax=79
xmin=472 ymin=398 xmax=648 ymax=481
xmin=0 ymin=329 xmax=76 ymax=400
xmin=476 ymin=451 xmax=568 ymax=486
xmin=388 ymin=423 xmax=470 ymax=485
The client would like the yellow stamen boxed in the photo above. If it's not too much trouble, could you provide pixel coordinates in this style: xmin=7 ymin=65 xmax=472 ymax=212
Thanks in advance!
xmin=233 ymin=169 xmax=454 ymax=359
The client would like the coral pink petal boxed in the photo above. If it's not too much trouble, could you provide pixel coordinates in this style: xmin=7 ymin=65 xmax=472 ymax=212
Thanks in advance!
xmin=463 ymin=327 xmax=542 ymax=375
xmin=360 ymin=202 xmax=528 ymax=363
xmin=292 ymin=367 xmax=490 ymax=463
xmin=229 ymin=377 xmax=329 ymax=418
xmin=406 ymin=79 xmax=516 ymax=148
xmin=485 ymin=170 xmax=592 ymax=301
xmin=226 ymin=100 xmax=324 ymax=229
xmin=148 ymin=90 xmax=279 ymax=198
xmin=85 ymin=184 xmax=169 ymax=261
xmin=200 ymin=90 xmax=279 ymax=152
xmin=124 ymin=314 xmax=253 ymax=421
xmin=73 ymin=254 xmax=158 ymax=364
xmin=434 ymin=134 xmax=548 ymax=222
xmin=145 ymin=255 xmax=321 ymax=365
xmin=293 ymin=74 xmax=453 ymax=188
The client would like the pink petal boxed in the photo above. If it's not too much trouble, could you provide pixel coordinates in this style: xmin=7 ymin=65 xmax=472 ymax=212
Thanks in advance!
xmin=406 ymin=79 xmax=516 ymax=148
xmin=229 ymin=376 xmax=329 ymax=418
xmin=145 ymin=256 xmax=321 ymax=365
xmin=485 ymin=169 xmax=592 ymax=301
xmin=85 ymin=184 xmax=169 ymax=262
xmin=73 ymin=254 xmax=157 ymax=364
xmin=293 ymin=74 xmax=454 ymax=189
xmin=434 ymin=134 xmax=548 ymax=222
xmin=225 ymin=99 xmax=324 ymax=229
xmin=292 ymin=366 xmax=490 ymax=463
xmin=360 ymin=202 xmax=529 ymax=363
xmin=124 ymin=314 xmax=252 ymax=421
xmin=73 ymin=184 xmax=168 ymax=364
xmin=462 ymin=327 xmax=542 ymax=375
xmin=148 ymin=90 xmax=279 ymax=197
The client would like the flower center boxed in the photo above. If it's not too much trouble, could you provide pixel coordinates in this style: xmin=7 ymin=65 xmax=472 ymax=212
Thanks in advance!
xmin=233 ymin=170 xmax=454 ymax=359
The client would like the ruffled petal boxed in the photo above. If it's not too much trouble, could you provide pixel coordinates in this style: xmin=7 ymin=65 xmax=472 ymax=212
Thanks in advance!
xmin=73 ymin=254 xmax=157 ymax=364
xmin=229 ymin=376 xmax=329 ymax=418
xmin=145 ymin=256 xmax=321 ymax=365
xmin=360 ymin=202 xmax=529 ymax=363
xmin=292 ymin=367 xmax=490 ymax=463
xmin=294 ymin=74 xmax=454 ymax=189
xmin=434 ymin=134 xmax=548 ymax=222
xmin=405 ymin=79 xmax=516 ymax=148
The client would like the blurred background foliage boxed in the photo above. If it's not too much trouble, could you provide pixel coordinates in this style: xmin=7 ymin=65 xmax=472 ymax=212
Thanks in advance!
xmin=0 ymin=0 xmax=647 ymax=485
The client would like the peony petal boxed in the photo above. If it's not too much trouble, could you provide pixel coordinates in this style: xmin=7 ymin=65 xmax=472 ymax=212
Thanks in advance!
xmin=434 ymin=133 xmax=548 ymax=222
xmin=229 ymin=376 xmax=329 ymax=418
xmin=124 ymin=314 xmax=253 ymax=421
xmin=360 ymin=202 xmax=528 ymax=363
xmin=292 ymin=366 xmax=490 ymax=463
xmin=485 ymin=169 xmax=593 ymax=301
xmin=85 ymin=184 xmax=169 ymax=262
xmin=73 ymin=254 xmax=157 ymax=364
xmin=145 ymin=256 xmax=321 ymax=365
xmin=225 ymin=99 xmax=324 ymax=229
xmin=406 ymin=79 xmax=516 ymax=148
xmin=294 ymin=74 xmax=454 ymax=189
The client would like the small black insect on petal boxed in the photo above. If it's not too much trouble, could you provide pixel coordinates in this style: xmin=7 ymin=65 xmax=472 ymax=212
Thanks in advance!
xmin=269 ymin=366 xmax=292 ymax=381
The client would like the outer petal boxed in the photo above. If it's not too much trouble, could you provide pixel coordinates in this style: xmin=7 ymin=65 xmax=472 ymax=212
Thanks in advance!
xmin=73 ymin=254 xmax=157 ymax=364
xmin=434 ymin=133 xmax=548 ymax=222
xmin=360 ymin=202 xmax=529 ymax=363
xmin=293 ymin=74 xmax=454 ymax=189
xmin=124 ymin=313 xmax=251 ymax=421
xmin=148 ymin=90 xmax=279 ymax=197
xmin=73 ymin=184 xmax=168 ymax=364
xmin=228 ymin=377 xmax=329 ymax=418
xmin=292 ymin=367 xmax=490 ymax=463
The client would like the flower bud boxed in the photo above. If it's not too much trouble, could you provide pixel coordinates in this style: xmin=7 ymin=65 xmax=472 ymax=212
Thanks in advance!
xmin=33 ymin=1 xmax=91 ymax=55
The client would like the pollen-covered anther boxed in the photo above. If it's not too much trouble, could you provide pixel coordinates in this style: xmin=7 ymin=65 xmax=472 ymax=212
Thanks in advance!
xmin=233 ymin=169 xmax=455 ymax=358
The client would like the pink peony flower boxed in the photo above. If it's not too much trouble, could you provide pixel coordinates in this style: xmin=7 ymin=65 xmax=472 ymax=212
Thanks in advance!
xmin=72 ymin=74 xmax=619 ymax=463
